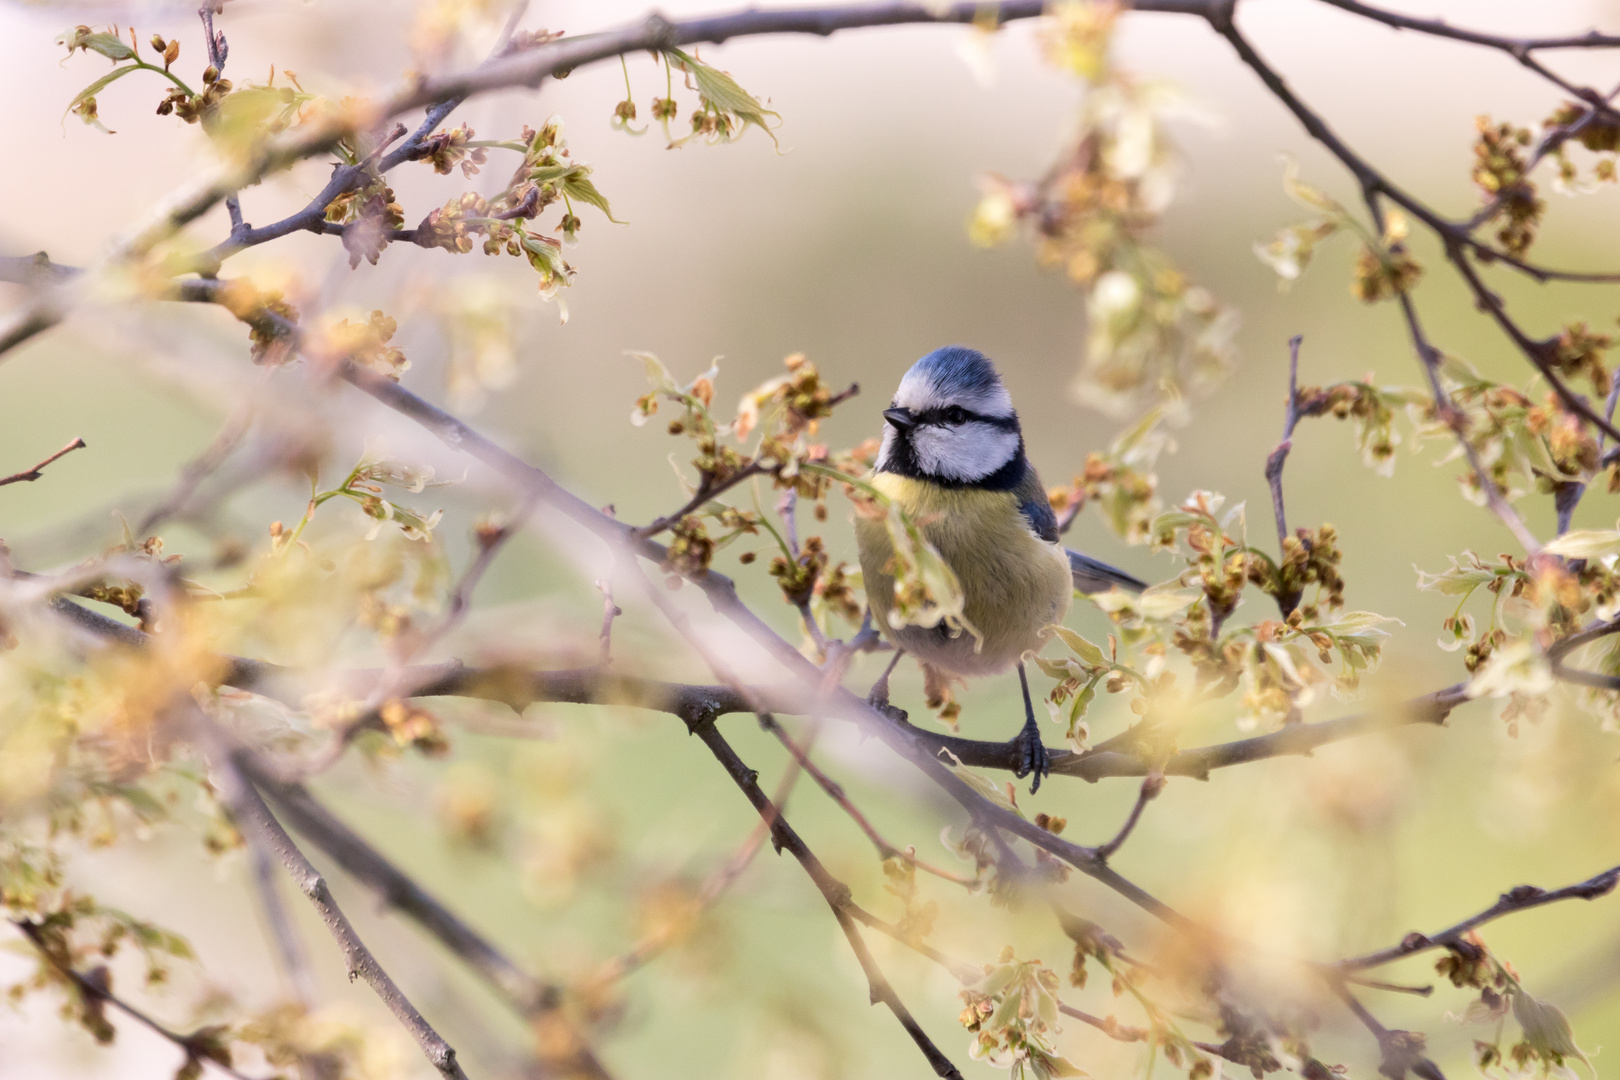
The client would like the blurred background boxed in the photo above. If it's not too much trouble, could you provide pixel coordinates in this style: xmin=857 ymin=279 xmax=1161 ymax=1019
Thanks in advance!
xmin=1 ymin=0 xmax=1619 ymax=1076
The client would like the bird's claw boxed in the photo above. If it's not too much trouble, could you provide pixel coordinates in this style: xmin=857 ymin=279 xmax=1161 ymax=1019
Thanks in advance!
xmin=1010 ymin=725 xmax=1050 ymax=794
xmin=866 ymin=689 xmax=908 ymax=724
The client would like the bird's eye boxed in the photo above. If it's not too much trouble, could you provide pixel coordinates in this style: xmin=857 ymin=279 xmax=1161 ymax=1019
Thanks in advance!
xmin=944 ymin=406 xmax=968 ymax=424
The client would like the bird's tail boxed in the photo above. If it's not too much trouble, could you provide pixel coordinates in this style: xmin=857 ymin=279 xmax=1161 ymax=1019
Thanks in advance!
xmin=1066 ymin=549 xmax=1148 ymax=595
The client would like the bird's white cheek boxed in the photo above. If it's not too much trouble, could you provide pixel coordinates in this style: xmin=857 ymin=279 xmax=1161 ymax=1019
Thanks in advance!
xmin=912 ymin=426 xmax=1018 ymax=482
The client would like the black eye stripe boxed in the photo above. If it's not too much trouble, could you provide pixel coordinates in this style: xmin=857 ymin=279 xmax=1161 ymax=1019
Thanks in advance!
xmin=911 ymin=407 xmax=1018 ymax=430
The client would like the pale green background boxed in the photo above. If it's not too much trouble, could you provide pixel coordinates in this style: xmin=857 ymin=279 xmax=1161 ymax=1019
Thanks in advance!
xmin=0 ymin=1 xmax=1617 ymax=1077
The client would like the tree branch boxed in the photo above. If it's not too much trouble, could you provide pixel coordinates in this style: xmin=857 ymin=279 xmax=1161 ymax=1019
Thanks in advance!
xmin=43 ymin=586 xmax=1475 ymax=788
xmin=633 ymin=460 xmax=771 ymax=540
xmin=11 ymin=920 xmax=262 ymax=1080
xmin=1315 ymin=0 xmax=1620 ymax=56
xmin=757 ymin=712 xmax=979 ymax=886
xmin=1265 ymin=334 xmax=1303 ymax=554
xmin=1210 ymin=6 xmax=1620 ymax=460
xmin=0 ymin=437 xmax=85 ymax=488
xmin=1338 ymin=861 xmax=1620 ymax=970
xmin=1094 ymin=773 xmax=1163 ymax=861
xmin=0 ymin=0 xmax=1238 ymax=363
xmin=198 ymin=722 xmax=473 ymax=1080
xmin=683 ymin=712 xmax=966 ymax=1079
xmin=248 ymin=841 xmax=318 ymax=1008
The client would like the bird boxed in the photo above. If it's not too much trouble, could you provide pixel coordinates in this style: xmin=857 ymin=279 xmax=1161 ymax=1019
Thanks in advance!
xmin=853 ymin=346 xmax=1146 ymax=791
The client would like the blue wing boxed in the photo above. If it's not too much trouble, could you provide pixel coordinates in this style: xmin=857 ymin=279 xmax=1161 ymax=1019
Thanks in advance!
xmin=1012 ymin=462 xmax=1061 ymax=544
xmin=1013 ymin=460 xmax=1147 ymax=593
xmin=1066 ymin=549 xmax=1148 ymax=594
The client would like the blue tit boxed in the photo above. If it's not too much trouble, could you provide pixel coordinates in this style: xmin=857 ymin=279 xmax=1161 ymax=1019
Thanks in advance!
xmin=854 ymin=346 xmax=1145 ymax=790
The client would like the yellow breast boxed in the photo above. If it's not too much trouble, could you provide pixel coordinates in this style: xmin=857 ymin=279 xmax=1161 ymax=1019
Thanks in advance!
xmin=854 ymin=473 xmax=1072 ymax=676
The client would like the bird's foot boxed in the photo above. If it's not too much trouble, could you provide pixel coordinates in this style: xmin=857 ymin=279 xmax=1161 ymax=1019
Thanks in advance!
xmin=1009 ymin=723 xmax=1050 ymax=794
xmin=866 ymin=686 xmax=908 ymax=724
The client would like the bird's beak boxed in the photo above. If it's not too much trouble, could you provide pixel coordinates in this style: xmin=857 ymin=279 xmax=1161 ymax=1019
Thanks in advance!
xmin=882 ymin=407 xmax=917 ymax=431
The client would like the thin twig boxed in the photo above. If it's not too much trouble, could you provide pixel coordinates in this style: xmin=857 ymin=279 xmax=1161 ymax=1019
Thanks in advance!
xmin=579 ymin=724 xmax=807 ymax=995
xmin=1095 ymin=773 xmax=1162 ymax=861
xmin=1057 ymin=1001 xmax=1149 ymax=1042
xmin=1211 ymin=8 xmax=1620 ymax=457
xmin=136 ymin=389 xmax=259 ymax=534
xmin=234 ymin=751 xmax=617 ymax=1079
xmin=11 ymin=920 xmax=262 ymax=1080
xmin=1343 ymin=975 xmax=1434 ymax=997
xmin=757 ymin=712 xmax=980 ymax=887
xmin=198 ymin=3 xmax=242 ymax=232
xmin=249 ymin=842 xmax=318 ymax=1007
xmin=0 ymin=437 xmax=85 ymax=487
xmin=684 ymin=714 xmax=966 ymax=1079
xmin=596 ymin=578 xmax=621 ymax=664
xmin=199 ymin=722 xmax=472 ymax=1080
xmin=1265 ymin=335 xmax=1303 ymax=552
xmin=634 ymin=460 xmax=771 ymax=540
xmin=47 ymin=590 xmax=1475 ymax=785
xmin=1389 ymin=284 xmax=1542 ymax=554
xmin=1314 ymin=0 xmax=1620 ymax=57
xmin=1338 ymin=861 xmax=1620 ymax=971
xmin=310 ymin=494 xmax=538 ymax=769
xmin=1328 ymin=979 xmax=1446 ymax=1080
xmin=1556 ymin=368 xmax=1620 ymax=535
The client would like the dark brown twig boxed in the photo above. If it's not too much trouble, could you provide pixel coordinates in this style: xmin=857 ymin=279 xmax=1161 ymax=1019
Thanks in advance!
xmin=248 ymin=842 xmax=318 ymax=1008
xmin=634 ymin=460 xmax=771 ymax=540
xmin=0 ymin=437 xmax=85 ymax=488
xmin=684 ymin=713 xmax=965 ymax=1079
xmin=1328 ymin=979 xmax=1447 ymax=1080
xmin=1264 ymin=335 xmax=1303 ymax=553
xmin=757 ymin=712 xmax=979 ymax=886
xmin=1095 ymin=773 xmax=1162 ymax=861
xmin=1210 ymin=7 xmax=1620 ymax=465
xmin=197 ymin=721 xmax=472 ymax=1080
xmin=11 ymin=920 xmax=262 ymax=1080
xmin=1315 ymin=0 xmax=1620 ymax=57
xmin=1339 ymin=861 xmax=1620 ymax=970
xmin=47 ymin=590 xmax=1474 ymax=785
